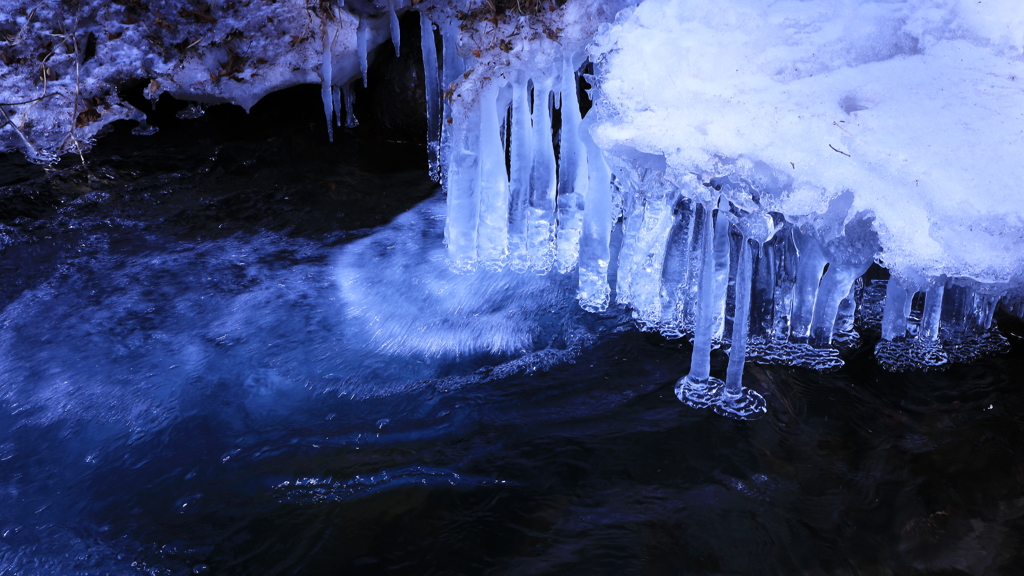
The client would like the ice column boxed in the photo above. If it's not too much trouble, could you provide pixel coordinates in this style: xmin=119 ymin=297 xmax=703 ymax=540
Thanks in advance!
xmin=577 ymin=114 xmax=614 ymax=312
xmin=719 ymin=237 xmax=766 ymax=419
xmin=438 ymin=23 xmax=466 ymax=187
xmin=880 ymin=279 xmax=911 ymax=341
xmin=789 ymin=235 xmax=828 ymax=342
xmin=443 ymin=98 xmax=482 ymax=270
xmin=809 ymin=260 xmax=871 ymax=348
xmin=555 ymin=58 xmax=589 ymax=274
xmin=614 ymin=172 xmax=677 ymax=330
xmin=675 ymin=202 xmax=723 ymax=405
xmin=476 ymin=84 xmax=511 ymax=269
xmin=709 ymin=203 xmax=733 ymax=341
xmin=528 ymin=77 xmax=558 ymax=273
xmin=508 ymin=77 xmax=534 ymax=272
xmin=919 ymin=282 xmax=946 ymax=342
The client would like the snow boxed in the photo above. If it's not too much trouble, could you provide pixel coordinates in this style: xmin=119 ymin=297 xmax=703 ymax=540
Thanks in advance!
xmin=589 ymin=0 xmax=1024 ymax=287
xmin=0 ymin=0 xmax=393 ymax=160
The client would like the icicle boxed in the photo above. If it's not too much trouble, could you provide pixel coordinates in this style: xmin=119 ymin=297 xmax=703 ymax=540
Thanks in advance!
xmin=725 ymin=237 xmax=753 ymax=392
xmin=880 ymin=279 xmax=911 ymax=341
xmin=919 ymin=281 xmax=945 ymax=341
xmin=675 ymin=202 xmax=723 ymax=405
xmin=577 ymin=115 xmax=613 ymax=312
xmin=438 ymin=23 xmax=466 ymax=188
xmin=443 ymin=99 xmax=482 ymax=272
xmin=809 ymin=260 xmax=871 ymax=348
xmin=717 ymin=236 xmax=765 ymax=419
xmin=749 ymin=241 xmax=776 ymax=339
xmin=332 ymin=85 xmax=342 ymax=127
xmin=556 ymin=58 xmax=588 ymax=274
xmin=476 ymin=83 xmax=510 ymax=269
xmin=789 ymin=233 xmax=827 ymax=341
xmin=616 ymin=191 xmax=646 ymax=309
xmin=342 ymin=83 xmax=358 ymax=128
xmin=357 ymin=17 xmax=369 ymax=88
xmin=771 ymin=230 xmax=799 ymax=341
xmin=975 ymin=293 xmax=999 ymax=331
xmin=658 ymin=197 xmax=697 ymax=335
xmin=321 ymin=26 xmax=335 ymax=143
xmin=420 ymin=13 xmax=441 ymax=180
xmin=528 ymin=76 xmax=558 ymax=272
xmin=508 ymin=77 xmax=533 ymax=272
xmin=709 ymin=202 xmax=732 ymax=341
xmin=386 ymin=0 xmax=401 ymax=57
xmin=834 ymin=281 xmax=859 ymax=339
xmin=616 ymin=186 xmax=676 ymax=328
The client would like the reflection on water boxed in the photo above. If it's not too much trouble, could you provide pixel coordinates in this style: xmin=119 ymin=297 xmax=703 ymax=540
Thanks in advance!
xmin=2 ymin=88 xmax=1024 ymax=575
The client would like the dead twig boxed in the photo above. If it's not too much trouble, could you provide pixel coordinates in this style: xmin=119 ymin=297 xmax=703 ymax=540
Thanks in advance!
xmin=829 ymin=144 xmax=850 ymax=157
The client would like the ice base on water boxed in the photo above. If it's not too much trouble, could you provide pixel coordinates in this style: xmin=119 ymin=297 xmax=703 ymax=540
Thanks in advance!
xmin=420 ymin=0 xmax=1024 ymax=418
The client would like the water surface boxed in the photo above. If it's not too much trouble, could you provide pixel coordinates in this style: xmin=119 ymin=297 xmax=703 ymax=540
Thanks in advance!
xmin=2 ymin=91 xmax=1024 ymax=576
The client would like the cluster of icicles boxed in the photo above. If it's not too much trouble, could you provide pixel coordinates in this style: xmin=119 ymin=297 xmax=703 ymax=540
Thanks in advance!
xmin=345 ymin=13 xmax=1009 ymax=419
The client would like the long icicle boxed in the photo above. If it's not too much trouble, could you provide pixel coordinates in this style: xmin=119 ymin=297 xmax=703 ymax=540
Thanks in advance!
xmin=476 ymin=83 xmax=510 ymax=269
xmin=725 ymin=237 xmax=753 ymax=394
xmin=508 ymin=76 xmax=533 ymax=272
xmin=420 ymin=12 xmax=441 ymax=180
xmin=577 ymin=114 xmax=613 ymax=312
xmin=718 ymin=235 xmax=766 ymax=419
xmin=528 ymin=76 xmax=557 ymax=272
xmin=357 ymin=17 xmax=369 ymax=88
xmin=556 ymin=57 xmax=588 ymax=273
xmin=675 ymin=200 xmax=720 ymax=406
xmin=386 ymin=0 xmax=401 ymax=57
xmin=320 ymin=23 xmax=335 ymax=142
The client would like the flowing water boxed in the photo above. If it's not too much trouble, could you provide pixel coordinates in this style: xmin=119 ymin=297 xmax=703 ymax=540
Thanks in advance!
xmin=2 ymin=89 xmax=1024 ymax=576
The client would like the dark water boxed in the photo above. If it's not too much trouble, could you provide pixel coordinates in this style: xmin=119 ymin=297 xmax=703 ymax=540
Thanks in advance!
xmin=2 ymin=88 xmax=1024 ymax=576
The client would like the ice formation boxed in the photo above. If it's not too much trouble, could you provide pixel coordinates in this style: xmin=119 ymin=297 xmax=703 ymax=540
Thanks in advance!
xmin=420 ymin=0 xmax=1024 ymax=418
xmin=3 ymin=0 xmax=1024 ymax=418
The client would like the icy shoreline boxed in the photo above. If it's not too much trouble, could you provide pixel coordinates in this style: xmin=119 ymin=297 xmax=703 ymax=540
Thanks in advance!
xmin=4 ymin=0 xmax=1024 ymax=407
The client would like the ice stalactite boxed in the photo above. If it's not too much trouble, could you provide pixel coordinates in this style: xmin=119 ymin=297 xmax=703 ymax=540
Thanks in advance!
xmin=576 ymin=115 xmax=614 ymax=313
xmin=357 ymin=17 xmax=370 ymax=88
xmin=555 ymin=57 xmax=589 ymax=275
xmin=387 ymin=0 xmax=401 ymax=57
xmin=332 ymin=86 xmax=343 ymax=127
xmin=321 ymin=26 xmax=336 ymax=142
xmin=420 ymin=12 xmax=442 ymax=180
xmin=508 ymin=77 xmax=534 ymax=273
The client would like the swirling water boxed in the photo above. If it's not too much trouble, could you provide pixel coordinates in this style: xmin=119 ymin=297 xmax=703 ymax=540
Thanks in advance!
xmin=2 ymin=92 xmax=1024 ymax=576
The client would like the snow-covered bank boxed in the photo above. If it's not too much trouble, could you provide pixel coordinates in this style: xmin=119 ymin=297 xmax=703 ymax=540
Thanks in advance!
xmin=0 ymin=0 xmax=401 ymax=161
